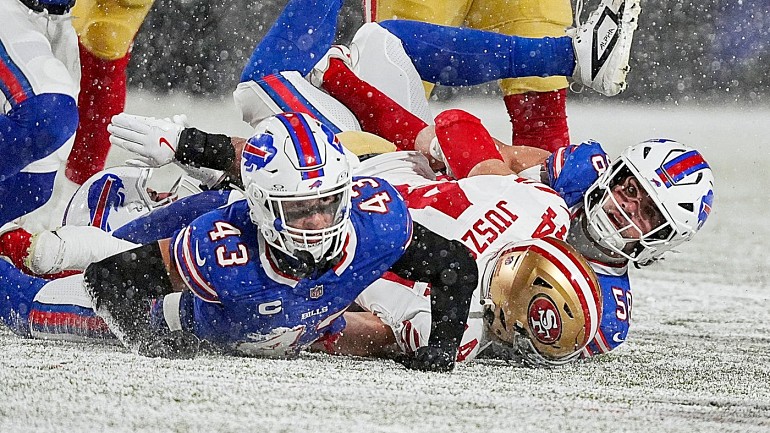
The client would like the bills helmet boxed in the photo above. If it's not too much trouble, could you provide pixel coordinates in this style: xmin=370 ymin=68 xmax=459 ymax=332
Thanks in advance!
xmin=483 ymin=237 xmax=602 ymax=367
xmin=63 ymin=166 xmax=200 ymax=232
xmin=584 ymin=139 xmax=715 ymax=265
xmin=240 ymin=112 xmax=352 ymax=263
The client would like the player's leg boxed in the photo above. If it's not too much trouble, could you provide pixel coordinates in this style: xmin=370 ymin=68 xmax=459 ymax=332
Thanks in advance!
xmin=319 ymin=58 xmax=429 ymax=151
xmin=467 ymin=0 xmax=573 ymax=152
xmin=65 ymin=0 xmax=155 ymax=185
xmin=0 ymin=2 xmax=78 ymax=180
xmin=0 ymin=172 xmax=57 ymax=226
xmin=240 ymin=0 xmax=343 ymax=83
xmin=363 ymin=0 xmax=472 ymax=97
xmin=379 ymin=20 xmax=575 ymax=86
xmin=0 ymin=260 xmax=114 ymax=342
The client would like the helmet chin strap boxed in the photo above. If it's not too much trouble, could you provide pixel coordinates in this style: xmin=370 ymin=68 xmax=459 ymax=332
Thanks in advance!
xmin=292 ymin=250 xmax=316 ymax=279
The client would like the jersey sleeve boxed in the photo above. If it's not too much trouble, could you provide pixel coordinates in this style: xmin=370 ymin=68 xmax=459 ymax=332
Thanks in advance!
xmin=545 ymin=140 xmax=610 ymax=208
xmin=581 ymin=271 xmax=632 ymax=357
xmin=170 ymin=209 xmax=235 ymax=304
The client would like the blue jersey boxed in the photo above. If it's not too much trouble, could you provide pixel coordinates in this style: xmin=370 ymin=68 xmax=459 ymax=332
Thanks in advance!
xmin=543 ymin=140 xmax=632 ymax=357
xmin=545 ymin=140 xmax=610 ymax=208
xmin=169 ymin=177 xmax=412 ymax=357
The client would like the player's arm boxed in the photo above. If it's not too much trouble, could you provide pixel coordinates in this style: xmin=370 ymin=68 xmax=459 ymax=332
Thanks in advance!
xmin=311 ymin=310 xmax=401 ymax=358
xmin=107 ymin=113 xmax=246 ymax=185
xmin=387 ymin=222 xmax=478 ymax=372
xmin=84 ymin=237 xmax=194 ymax=357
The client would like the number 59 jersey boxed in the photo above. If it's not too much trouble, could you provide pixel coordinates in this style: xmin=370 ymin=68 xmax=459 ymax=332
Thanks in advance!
xmin=169 ymin=176 xmax=412 ymax=357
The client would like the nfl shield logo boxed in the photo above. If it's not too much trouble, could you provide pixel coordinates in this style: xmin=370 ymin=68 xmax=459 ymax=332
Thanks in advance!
xmin=309 ymin=285 xmax=324 ymax=299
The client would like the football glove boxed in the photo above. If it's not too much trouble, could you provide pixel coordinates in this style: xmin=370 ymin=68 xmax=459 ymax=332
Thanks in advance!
xmin=108 ymin=113 xmax=186 ymax=167
xmin=396 ymin=346 xmax=455 ymax=372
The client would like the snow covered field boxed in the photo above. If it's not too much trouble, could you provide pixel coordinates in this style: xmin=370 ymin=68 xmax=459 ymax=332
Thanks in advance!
xmin=1 ymin=96 xmax=769 ymax=432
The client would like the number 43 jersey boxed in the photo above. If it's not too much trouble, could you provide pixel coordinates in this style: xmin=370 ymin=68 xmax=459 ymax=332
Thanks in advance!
xmin=169 ymin=176 xmax=412 ymax=357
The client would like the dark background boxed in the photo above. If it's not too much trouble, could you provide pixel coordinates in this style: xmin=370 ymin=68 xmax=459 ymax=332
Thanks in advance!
xmin=129 ymin=0 xmax=770 ymax=105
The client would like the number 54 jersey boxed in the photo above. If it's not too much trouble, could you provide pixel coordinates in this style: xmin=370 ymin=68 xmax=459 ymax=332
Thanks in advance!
xmin=168 ymin=176 xmax=412 ymax=357
xmin=356 ymin=165 xmax=572 ymax=362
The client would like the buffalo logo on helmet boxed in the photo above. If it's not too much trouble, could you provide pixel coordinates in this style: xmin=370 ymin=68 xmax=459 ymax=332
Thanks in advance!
xmin=243 ymin=134 xmax=278 ymax=172
xmin=697 ymin=189 xmax=714 ymax=229
xmin=528 ymin=295 xmax=562 ymax=344
xmin=87 ymin=174 xmax=126 ymax=232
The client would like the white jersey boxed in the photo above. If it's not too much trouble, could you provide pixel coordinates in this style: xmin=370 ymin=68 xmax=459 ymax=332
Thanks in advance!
xmin=354 ymin=153 xmax=570 ymax=362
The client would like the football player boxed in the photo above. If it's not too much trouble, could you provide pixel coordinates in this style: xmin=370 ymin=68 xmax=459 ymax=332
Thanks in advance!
xmin=0 ymin=112 xmax=479 ymax=372
xmin=364 ymin=0 xmax=631 ymax=152
xmin=0 ymin=0 xmax=79 ymax=227
xmin=65 ymin=0 xmax=155 ymax=185
xmin=319 ymin=151 xmax=604 ymax=366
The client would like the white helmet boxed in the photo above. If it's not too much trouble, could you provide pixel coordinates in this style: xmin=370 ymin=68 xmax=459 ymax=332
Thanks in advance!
xmin=584 ymin=139 xmax=715 ymax=265
xmin=63 ymin=166 xmax=200 ymax=232
xmin=241 ymin=112 xmax=352 ymax=264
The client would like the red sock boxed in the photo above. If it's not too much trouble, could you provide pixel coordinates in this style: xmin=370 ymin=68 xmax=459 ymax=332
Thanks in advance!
xmin=66 ymin=42 xmax=130 ymax=185
xmin=321 ymin=59 xmax=427 ymax=150
xmin=0 ymin=228 xmax=80 ymax=279
xmin=504 ymin=89 xmax=570 ymax=152
xmin=434 ymin=109 xmax=504 ymax=179
xmin=0 ymin=228 xmax=33 ymax=272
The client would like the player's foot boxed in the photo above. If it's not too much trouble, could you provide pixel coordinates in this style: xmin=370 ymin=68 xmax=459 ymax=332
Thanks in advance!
xmin=569 ymin=0 xmax=641 ymax=96
xmin=309 ymin=45 xmax=357 ymax=88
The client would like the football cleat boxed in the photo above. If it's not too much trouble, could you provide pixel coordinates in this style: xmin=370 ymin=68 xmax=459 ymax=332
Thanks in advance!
xmin=569 ymin=0 xmax=641 ymax=96
xmin=308 ymin=44 xmax=357 ymax=88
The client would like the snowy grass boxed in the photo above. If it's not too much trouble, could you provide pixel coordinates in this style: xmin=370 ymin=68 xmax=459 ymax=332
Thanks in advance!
xmin=1 ymin=96 xmax=769 ymax=432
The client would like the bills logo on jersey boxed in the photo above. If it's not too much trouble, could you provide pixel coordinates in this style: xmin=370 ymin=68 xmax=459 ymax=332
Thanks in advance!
xmin=697 ymin=189 xmax=714 ymax=229
xmin=654 ymin=150 xmax=710 ymax=188
xmin=87 ymin=174 xmax=126 ymax=231
xmin=528 ymin=295 xmax=562 ymax=344
xmin=243 ymin=134 xmax=277 ymax=172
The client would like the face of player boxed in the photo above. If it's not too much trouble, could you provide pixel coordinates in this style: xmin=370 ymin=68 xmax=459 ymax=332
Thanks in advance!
xmin=603 ymin=175 xmax=665 ymax=240
xmin=281 ymin=193 xmax=343 ymax=231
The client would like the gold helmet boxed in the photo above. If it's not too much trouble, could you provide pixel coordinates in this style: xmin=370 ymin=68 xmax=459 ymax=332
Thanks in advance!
xmin=483 ymin=237 xmax=602 ymax=367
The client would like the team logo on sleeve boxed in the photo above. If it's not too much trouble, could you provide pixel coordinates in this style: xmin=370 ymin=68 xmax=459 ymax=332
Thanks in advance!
xmin=87 ymin=174 xmax=126 ymax=231
xmin=528 ymin=295 xmax=562 ymax=344
xmin=243 ymin=134 xmax=277 ymax=172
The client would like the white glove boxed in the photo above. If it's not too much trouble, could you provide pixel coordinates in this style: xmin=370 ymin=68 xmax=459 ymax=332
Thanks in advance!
xmin=108 ymin=113 xmax=185 ymax=167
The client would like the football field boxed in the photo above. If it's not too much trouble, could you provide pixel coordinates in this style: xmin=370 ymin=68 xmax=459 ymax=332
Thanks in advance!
xmin=1 ymin=96 xmax=768 ymax=432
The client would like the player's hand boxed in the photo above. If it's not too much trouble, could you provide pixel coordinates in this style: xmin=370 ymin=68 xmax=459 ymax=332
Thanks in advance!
xmin=396 ymin=346 xmax=455 ymax=372
xmin=108 ymin=113 xmax=185 ymax=167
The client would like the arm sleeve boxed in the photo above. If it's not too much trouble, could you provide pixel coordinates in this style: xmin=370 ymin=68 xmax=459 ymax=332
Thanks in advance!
xmin=84 ymin=242 xmax=174 ymax=346
xmin=388 ymin=222 xmax=478 ymax=353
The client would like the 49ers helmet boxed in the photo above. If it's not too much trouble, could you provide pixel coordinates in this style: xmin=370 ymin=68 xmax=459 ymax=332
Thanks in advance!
xmin=483 ymin=237 xmax=602 ymax=367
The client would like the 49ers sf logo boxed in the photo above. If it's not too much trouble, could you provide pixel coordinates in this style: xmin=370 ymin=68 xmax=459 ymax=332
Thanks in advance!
xmin=528 ymin=295 xmax=562 ymax=344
